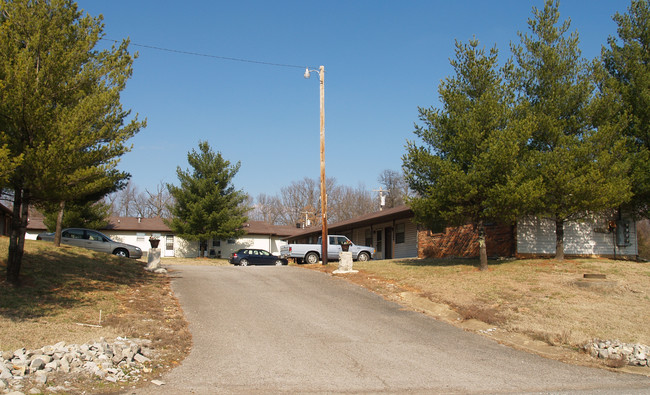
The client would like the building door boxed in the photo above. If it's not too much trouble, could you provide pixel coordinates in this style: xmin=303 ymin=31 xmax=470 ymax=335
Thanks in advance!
xmin=164 ymin=235 xmax=175 ymax=257
xmin=376 ymin=230 xmax=383 ymax=259
xmin=385 ymin=227 xmax=393 ymax=259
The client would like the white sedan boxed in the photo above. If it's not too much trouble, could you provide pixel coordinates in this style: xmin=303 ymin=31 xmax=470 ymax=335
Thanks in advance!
xmin=37 ymin=228 xmax=143 ymax=259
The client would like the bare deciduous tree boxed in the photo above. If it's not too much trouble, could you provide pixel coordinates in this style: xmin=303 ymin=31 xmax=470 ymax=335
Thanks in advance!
xmin=378 ymin=169 xmax=410 ymax=208
xmin=106 ymin=181 xmax=174 ymax=218
xmin=248 ymin=193 xmax=284 ymax=224
xmin=328 ymin=183 xmax=375 ymax=223
xmin=145 ymin=182 xmax=173 ymax=218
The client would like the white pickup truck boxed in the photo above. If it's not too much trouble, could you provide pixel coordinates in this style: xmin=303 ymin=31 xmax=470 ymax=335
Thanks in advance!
xmin=280 ymin=235 xmax=375 ymax=264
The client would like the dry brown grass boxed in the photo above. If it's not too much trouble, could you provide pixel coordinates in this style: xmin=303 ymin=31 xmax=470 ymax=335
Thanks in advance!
xmin=311 ymin=257 xmax=650 ymax=349
xmin=3 ymin=235 xmax=649 ymax=389
xmin=0 ymin=236 xmax=191 ymax=393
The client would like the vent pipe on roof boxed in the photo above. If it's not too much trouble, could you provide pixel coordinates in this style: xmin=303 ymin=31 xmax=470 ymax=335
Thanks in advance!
xmin=138 ymin=216 xmax=141 ymax=223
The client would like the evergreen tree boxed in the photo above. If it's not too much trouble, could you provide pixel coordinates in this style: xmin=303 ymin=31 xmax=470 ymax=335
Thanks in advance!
xmin=0 ymin=0 xmax=144 ymax=284
xmin=403 ymin=39 xmax=537 ymax=270
xmin=41 ymin=199 xmax=110 ymax=231
xmin=508 ymin=0 xmax=631 ymax=259
xmin=600 ymin=0 xmax=650 ymax=218
xmin=166 ymin=141 xmax=249 ymax=257
xmin=0 ymin=145 xmax=20 ymax=187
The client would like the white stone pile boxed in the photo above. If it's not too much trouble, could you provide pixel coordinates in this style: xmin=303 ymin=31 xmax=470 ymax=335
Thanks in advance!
xmin=0 ymin=337 xmax=154 ymax=393
xmin=585 ymin=339 xmax=650 ymax=367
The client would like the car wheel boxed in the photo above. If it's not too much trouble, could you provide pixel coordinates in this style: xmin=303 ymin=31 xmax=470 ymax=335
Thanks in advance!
xmin=275 ymin=259 xmax=284 ymax=266
xmin=239 ymin=259 xmax=249 ymax=266
xmin=357 ymin=252 xmax=370 ymax=262
xmin=113 ymin=249 xmax=129 ymax=258
xmin=305 ymin=252 xmax=319 ymax=265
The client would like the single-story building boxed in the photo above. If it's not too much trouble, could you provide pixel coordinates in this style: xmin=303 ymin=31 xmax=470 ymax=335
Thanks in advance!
xmin=24 ymin=213 xmax=298 ymax=259
xmin=285 ymin=205 xmax=639 ymax=260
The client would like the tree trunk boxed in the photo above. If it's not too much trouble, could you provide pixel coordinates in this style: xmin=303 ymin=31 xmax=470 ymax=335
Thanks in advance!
xmin=7 ymin=188 xmax=30 ymax=285
xmin=555 ymin=217 xmax=565 ymax=261
xmin=54 ymin=200 xmax=65 ymax=247
xmin=478 ymin=221 xmax=488 ymax=271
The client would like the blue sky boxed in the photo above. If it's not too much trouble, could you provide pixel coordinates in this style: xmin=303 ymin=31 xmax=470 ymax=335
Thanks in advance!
xmin=76 ymin=0 xmax=629 ymax=200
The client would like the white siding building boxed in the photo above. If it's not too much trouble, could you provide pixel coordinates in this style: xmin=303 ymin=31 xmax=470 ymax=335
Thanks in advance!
xmin=25 ymin=214 xmax=298 ymax=259
xmin=517 ymin=214 xmax=638 ymax=258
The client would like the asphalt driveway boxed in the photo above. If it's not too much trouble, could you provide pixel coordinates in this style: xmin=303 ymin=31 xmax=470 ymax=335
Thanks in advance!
xmin=135 ymin=265 xmax=650 ymax=394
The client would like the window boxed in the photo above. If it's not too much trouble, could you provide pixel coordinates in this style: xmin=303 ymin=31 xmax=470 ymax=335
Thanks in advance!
xmin=365 ymin=230 xmax=372 ymax=246
xmin=63 ymin=229 xmax=84 ymax=239
xmin=136 ymin=232 xmax=145 ymax=242
xmin=87 ymin=231 xmax=104 ymax=241
xmin=213 ymin=239 xmax=220 ymax=247
xmin=396 ymin=223 xmax=405 ymax=244
xmin=227 ymin=239 xmax=235 ymax=244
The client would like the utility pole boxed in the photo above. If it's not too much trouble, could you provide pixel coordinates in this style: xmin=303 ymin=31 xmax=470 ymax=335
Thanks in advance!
xmin=305 ymin=65 xmax=328 ymax=264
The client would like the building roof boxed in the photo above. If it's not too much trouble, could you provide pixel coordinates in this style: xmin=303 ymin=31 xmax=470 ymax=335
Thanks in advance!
xmin=27 ymin=212 xmax=298 ymax=238
xmin=26 ymin=210 xmax=46 ymax=231
xmin=286 ymin=205 xmax=414 ymax=240
xmin=106 ymin=217 xmax=170 ymax=232
xmin=243 ymin=221 xmax=300 ymax=237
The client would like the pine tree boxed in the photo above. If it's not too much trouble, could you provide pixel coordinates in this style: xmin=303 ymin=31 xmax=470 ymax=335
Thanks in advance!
xmin=166 ymin=141 xmax=249 ymax=257
xmin=0 ymin=0 xmax=144 ymax=284
xmin=403 ymin=39 xmax=537 ymax=270
xmin=508 ymin=0 xmax=631 ymax=260
xmin=41 ymin=199 xmax=111 ymax=231
xmin=601 ymin=0 xmax=650 ymax=218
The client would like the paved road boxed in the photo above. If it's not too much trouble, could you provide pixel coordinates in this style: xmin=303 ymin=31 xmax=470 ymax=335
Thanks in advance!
xmin=135 ymin=265 xmax=650 ymax=394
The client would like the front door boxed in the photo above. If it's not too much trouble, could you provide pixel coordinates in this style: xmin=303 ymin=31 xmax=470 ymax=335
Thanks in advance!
xmin=385 ymin=227 xmax=393 ymax=259
xmin=164 ymin=235 xmax=175 ymax=257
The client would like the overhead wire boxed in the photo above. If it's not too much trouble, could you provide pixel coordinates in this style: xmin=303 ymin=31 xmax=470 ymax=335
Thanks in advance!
xmin=100 ymin=38 xmax=309 ymax=70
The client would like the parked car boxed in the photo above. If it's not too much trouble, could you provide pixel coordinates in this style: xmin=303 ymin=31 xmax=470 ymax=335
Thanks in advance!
xmin=280 ymin=235 xmax=374 ymax=264
xmin=36 ymin=228 xmax=143 ymax=259
xmin=229 ymin=249 xmax=287 ymax=266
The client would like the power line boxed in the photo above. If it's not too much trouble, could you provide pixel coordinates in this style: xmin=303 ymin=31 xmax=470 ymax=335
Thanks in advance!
xmin=101 ymin=38 xmax=308 ymax=69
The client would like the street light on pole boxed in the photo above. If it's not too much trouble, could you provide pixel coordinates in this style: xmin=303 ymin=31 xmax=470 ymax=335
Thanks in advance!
xmin=304 ymin=65 xmax=328 ymax=265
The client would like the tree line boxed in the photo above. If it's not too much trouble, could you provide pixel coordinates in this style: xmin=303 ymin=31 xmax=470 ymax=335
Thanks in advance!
xmin=246 ymin=169 xmax=410 ymax=227
xmin=403 ymin=0 xmax=650 ymax=269
xmin=100 ymin=168 xmax=409 ymax=227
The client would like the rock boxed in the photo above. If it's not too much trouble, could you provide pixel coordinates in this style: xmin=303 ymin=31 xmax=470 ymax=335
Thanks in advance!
xmin=34 ymin=370 xmax=47 ymax=385
xmin=12 ymin=365 xmax=26 ymax=377
xmin=134 ymin=353 xmax=150 ymax=364
xmin=0 ymin=366 xmax=12 ymax=379
xmin=151 ymin=379 xmax=165 ymax=386
xmin=29 ymin=358 xmax=45 ymax=372
xmin=0 ymin=337 xmax=162 ymax=393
